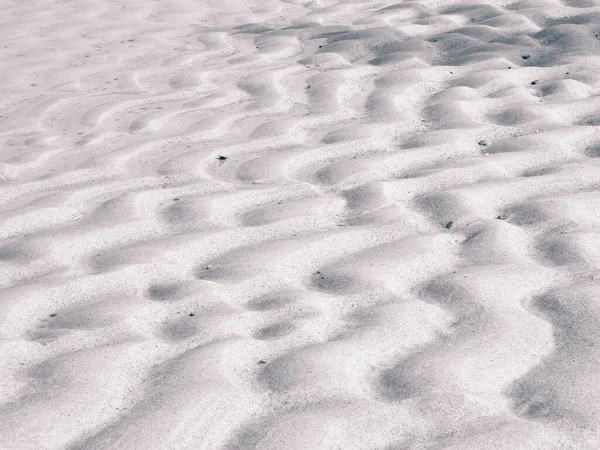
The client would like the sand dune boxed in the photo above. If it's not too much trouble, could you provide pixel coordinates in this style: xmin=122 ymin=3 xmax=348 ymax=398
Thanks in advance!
xmin=2 ymin=0 xmax=600 ymax=448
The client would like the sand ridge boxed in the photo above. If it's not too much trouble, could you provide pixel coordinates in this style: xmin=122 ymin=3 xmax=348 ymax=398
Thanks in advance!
xmin=1 ymin=0 xmax=600 ymax=448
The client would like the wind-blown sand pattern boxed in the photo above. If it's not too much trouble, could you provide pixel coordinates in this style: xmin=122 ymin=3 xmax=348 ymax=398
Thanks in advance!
xmin=1 ymin=0 xmax=600 ymax=448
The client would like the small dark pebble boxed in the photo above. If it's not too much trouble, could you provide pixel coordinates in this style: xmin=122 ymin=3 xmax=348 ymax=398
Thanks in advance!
xmin=478 ymin=140 xmax=488 ymax=146
xmin=49 ymin=313 xmax=57 ymax=317
xmin=522 ymin=55 xmax=530 ymax=60
xmin=258 ymin=360 xmax=267 ymax=365
xmin=496 ymin=215 xmax=507 ymax=220
xmin=216 ymin=155 xmax=227 ymax=161
xmin=173 ymin=198 xmax=180 ymax=201
xmin=188 ymin=313 xmax=195 ymax=317
xmin=445 ymin=221 xmax=454 ymax=229
xmin=530 ymin=80 xmax=538 ymax=85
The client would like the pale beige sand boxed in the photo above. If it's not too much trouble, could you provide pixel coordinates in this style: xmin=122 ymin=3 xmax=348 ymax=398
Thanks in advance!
xmin=1 ymin=0 xmax=600 ymax=448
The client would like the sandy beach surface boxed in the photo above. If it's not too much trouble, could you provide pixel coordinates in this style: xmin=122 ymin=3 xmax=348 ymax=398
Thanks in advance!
xmin=1 ymin=0 xmax=600 ymax=448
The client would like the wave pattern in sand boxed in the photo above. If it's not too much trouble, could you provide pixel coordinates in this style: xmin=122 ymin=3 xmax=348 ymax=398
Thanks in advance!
xmin=2 ymin=0 xmax=600 ymax=448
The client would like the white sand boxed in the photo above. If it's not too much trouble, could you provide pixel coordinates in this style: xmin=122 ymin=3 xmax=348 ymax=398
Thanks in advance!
xmin=1 ymin=0 xmax=600 ymax=448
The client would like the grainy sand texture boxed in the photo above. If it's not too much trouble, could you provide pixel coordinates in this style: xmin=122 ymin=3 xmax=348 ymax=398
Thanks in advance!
xmin=2 ymin=0 xmax=600 ymax=448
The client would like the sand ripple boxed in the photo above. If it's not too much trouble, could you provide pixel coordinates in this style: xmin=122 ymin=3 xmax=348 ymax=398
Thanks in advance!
xmin=2 ymin=0 xmax=600 ymax=448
